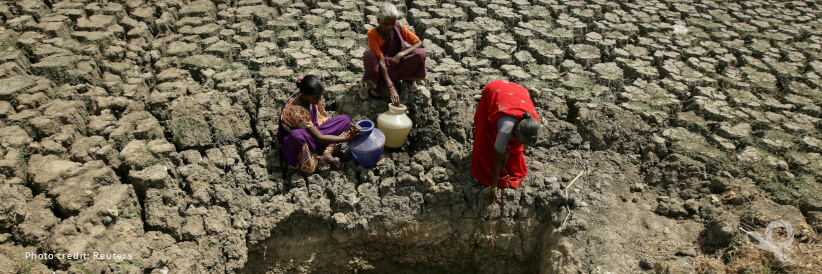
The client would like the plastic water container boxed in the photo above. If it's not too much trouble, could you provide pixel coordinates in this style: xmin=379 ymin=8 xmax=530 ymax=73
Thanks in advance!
xmin=377 ymin=103 xmax=413 ymax=148
xmin=349 ymin=120 xmax=385 ymax=167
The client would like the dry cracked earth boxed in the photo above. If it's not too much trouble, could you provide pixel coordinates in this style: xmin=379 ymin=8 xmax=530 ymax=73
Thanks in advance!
xmin=1 ymin=0 xmax=822 ymax=273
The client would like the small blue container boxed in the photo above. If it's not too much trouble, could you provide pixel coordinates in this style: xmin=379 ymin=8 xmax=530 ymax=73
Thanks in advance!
xmin=349 ymin=120 xmax=385 ymax=167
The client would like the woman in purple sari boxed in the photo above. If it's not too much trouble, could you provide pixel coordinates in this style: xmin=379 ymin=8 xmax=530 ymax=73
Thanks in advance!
xmin=360 ymin=2 xmax=426 ymax=105
xmin=277 ymin=75 xmax=360 ymax=173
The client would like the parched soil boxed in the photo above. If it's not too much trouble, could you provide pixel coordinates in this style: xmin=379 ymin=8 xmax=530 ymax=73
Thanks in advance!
xmin=1 ymin=0 xmax=822 ymax=273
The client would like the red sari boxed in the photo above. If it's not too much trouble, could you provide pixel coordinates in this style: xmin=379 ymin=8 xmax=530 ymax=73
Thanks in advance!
xmin=470 ymin=80 xmax=540 ymax=189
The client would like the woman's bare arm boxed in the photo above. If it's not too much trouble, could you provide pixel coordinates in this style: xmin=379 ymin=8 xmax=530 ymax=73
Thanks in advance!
xmin=396 ymin=40 xmax=423 ymax=59
xmin=306 ymin=126 xmax=347 ymax=144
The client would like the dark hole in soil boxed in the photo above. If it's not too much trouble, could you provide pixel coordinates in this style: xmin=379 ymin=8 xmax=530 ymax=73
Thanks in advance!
xmin=239 ymin=214 xmax=564 ymax=273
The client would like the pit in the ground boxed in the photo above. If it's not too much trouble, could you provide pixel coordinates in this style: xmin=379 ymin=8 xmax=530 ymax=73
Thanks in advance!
xmin=240 ymin=215 xmax=565 ymax=273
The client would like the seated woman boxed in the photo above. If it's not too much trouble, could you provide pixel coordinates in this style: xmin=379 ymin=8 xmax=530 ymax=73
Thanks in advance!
xmin=277 ymin=75 xmax=360 ymax=173
xmin=360 ymin=2 xmax=426 ymax=105
xmin=470 ymin=80 xmax=542 ymax=200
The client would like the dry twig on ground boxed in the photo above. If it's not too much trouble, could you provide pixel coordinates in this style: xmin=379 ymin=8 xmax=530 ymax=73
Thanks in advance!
xmin=559 ymin=171 xmax=585 ymax=231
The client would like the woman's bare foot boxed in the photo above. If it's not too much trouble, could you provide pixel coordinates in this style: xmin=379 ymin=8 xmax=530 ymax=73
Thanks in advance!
xmin=359 ymin=84 xmax=371 ymax=100
xmin=316 ymin=162 xmax=331 ymax=171
xmin=320 ymin=154 xmax=341 ymax=168
xmin=409 ymin=81 xmax=419 ymax=92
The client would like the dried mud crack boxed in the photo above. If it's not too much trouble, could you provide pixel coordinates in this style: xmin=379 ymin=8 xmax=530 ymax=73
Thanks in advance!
xmin=1 ymin=0 xmax=822 ymax=273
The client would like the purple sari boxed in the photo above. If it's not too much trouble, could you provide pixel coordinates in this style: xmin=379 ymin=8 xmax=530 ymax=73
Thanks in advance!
xmin=363 ymin=23 xmax=427 ymax=94
xmin=276 ymin=93 xmax=351 ymax=168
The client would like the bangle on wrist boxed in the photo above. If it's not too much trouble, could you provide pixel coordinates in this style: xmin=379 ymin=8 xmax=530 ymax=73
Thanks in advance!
xmin=388 ymin=84 xmax=394 ymax=89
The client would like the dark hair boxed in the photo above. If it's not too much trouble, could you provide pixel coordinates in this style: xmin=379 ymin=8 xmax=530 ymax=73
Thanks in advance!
xmin=296 ymin=75 xmax=324 ymax=95
xmin=518 ymin=112 xmax=541 ymax=146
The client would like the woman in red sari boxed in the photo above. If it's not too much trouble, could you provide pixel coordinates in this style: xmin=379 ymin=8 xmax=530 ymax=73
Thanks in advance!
xmin=470 ymin=80 xmax=542 ymax=195
xmin=360 ymin=2 xmax=426 ymax=105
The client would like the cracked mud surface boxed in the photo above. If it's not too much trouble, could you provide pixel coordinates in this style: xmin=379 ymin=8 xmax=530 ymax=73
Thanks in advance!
xmin=1 ymin=0 xmax=822 ymax=273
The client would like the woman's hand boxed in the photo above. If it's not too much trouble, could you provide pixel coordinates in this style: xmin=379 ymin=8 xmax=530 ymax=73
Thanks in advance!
xmin=490 ymin=188 xmax=500 ymax=204
xmin=389 ymin=86 xmax=400 ymax=106
xmin=389 ymin=54 xmax=403 ymax=68
xmin=347 ymin=123 xmax=361 ymax=141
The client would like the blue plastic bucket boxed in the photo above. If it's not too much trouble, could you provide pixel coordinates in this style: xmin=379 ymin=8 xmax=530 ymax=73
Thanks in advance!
xmin=357 ymin=119 xmax=374 ymax=136
xmin=349 ymin=119 xmax=385 ymax=167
